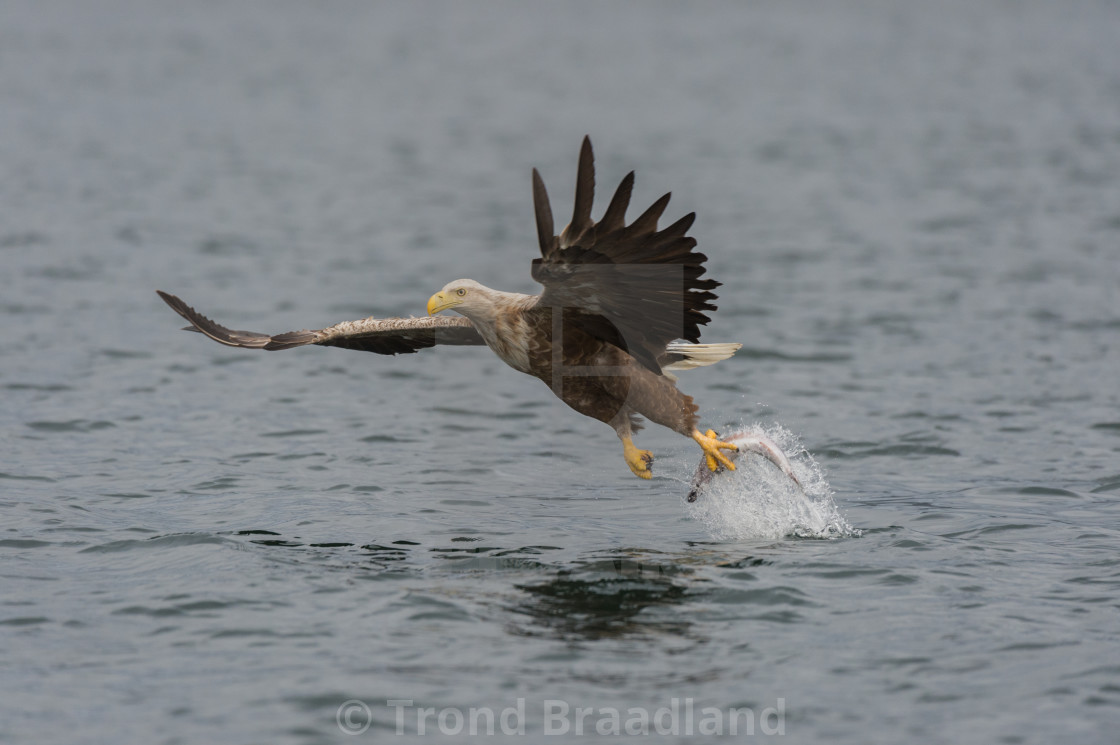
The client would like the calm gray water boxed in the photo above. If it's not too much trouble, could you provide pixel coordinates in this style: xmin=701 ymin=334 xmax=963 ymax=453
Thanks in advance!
xmin=3 ymin=1 xmax=1119 ymax=743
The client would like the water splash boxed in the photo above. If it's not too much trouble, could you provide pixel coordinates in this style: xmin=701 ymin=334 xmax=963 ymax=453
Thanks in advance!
xmin=684 ymin=423 xmax=858 ymax=540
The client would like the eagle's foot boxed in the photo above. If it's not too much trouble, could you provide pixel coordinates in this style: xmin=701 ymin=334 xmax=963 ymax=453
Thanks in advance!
xmin=692 ymin=428 xmax=738 ymax=472
xmin=622 ymin=437 xmax=654 ymax=480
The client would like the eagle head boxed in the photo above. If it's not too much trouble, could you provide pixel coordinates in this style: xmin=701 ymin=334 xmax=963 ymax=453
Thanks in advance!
xmin=427 ymin=279 xmax=497 ymax=320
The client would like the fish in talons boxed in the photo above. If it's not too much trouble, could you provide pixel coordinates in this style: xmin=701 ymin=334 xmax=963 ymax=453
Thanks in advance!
xmin=687 ymin=428 xmax=802 ymax=502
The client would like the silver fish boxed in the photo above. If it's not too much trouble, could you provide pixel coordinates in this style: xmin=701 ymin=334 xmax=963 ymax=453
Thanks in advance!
xmin=687 ymin=429 xmax=802 ymax=502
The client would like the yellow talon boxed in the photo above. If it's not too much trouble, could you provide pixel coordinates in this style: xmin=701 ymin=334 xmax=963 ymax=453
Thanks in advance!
xmin=622 ymin=437 xmax=654 ymax=479
xmin=692 ymin=428 xmax=739 ymax=472
xmin=702 ymin=428 xmax=720 ymax=471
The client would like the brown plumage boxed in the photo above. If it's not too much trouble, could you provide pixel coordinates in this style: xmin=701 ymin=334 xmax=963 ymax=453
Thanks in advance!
xmin=158 ymin=137 xmax=742 ymax=480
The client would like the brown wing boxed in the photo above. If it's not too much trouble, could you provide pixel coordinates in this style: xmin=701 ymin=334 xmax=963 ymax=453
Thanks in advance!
xmin=529 ymin=136 xmax=719 ymax=373
xmin=157 ymin=291 xmax=485 ymax=355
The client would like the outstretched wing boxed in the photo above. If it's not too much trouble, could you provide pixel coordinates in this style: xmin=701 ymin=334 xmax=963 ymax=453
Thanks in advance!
xmin=157 ymin=291 xmax=485 ymax=355
xmin=529 ymin=136 xmax=720 ymax=373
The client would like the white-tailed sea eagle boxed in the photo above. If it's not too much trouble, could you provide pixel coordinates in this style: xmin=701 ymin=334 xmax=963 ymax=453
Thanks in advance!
xmin=159 ymin=137 xmax=743 ymax=479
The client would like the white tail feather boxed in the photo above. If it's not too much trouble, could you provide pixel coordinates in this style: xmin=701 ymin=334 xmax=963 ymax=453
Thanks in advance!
xmin=662 ymin=342 xmax=742 ymax=372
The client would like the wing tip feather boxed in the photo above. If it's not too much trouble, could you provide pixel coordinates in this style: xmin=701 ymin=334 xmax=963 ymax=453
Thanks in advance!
xmin=567 ymin=135 xmax=596 ymax=240
xmin=532 ymin=168 xmax=556 ymax=255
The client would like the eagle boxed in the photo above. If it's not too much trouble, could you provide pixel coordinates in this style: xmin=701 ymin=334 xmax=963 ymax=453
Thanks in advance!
xmin=158 ymin=137 xmax=742 ymax=479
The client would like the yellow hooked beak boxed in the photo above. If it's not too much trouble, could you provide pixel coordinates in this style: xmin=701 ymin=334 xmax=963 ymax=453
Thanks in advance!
xmin=427 ymin=291 xmax=462 ymax=316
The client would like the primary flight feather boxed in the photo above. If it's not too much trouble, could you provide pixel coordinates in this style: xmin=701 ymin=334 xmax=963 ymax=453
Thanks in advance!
xmin=159 ymin=137 xmax=742 ymax=478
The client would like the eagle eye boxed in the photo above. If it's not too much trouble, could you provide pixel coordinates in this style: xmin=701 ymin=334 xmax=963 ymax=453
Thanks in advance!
xmin=456 ymin=288 xmax=467 ymax=297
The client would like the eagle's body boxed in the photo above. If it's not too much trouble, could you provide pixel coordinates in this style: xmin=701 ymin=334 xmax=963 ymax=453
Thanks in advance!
xmin=437 ymin=280 xmax=699 ymax=440
xmin=159 ymin=138 xmax=741 ymax=479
